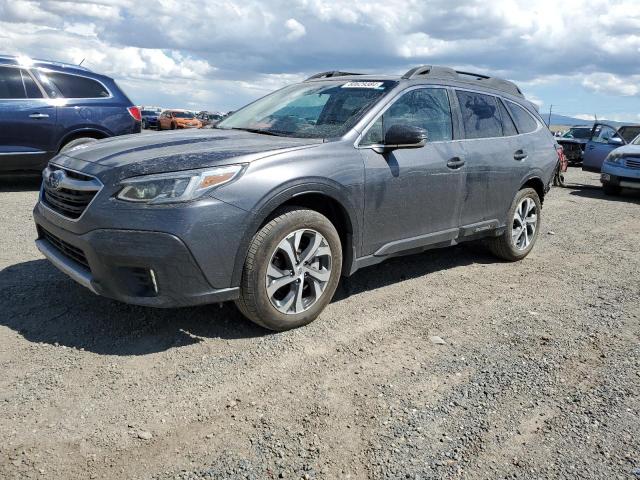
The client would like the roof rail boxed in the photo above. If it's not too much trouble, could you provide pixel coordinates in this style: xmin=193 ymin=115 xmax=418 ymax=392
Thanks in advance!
xmin=305 ymin=71 xmax=363 ymax=81
xmin=402 ymin=64 xmax=523 ymax=97
xmin=0 ymin=54 xmax=92 ymax=72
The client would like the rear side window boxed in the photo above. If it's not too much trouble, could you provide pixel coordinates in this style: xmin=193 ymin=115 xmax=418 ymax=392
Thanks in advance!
xmin=0 ymin=67 xmax=43 ymax=99
xmin=506 ymin=100 xmax=538 ymax=134
xmin=361 ymin=87 xmax=453 ymax=145
xmin=497 ymin=99 xmax=518 ymax=136
xmin=456 ymin=91 xmax=502 ymax=139
xmin=42 ymin=72 xmax=110 ymax=98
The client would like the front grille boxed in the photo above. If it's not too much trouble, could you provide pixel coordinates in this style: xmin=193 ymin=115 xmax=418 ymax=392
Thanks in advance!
xmin=42 ymin=165 xmax=101 ymax=219
xmin=625 ymin=157 xmax=640 ymax=170
xmin=39 ymin=226 xmax=90 ymax=271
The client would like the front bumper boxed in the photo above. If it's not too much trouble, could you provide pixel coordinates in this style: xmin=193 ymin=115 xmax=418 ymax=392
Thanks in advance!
xmin=33 ymin=208 xmax=239 ymax=307
xmin=601 ymin=162 xmax=640 ymax=189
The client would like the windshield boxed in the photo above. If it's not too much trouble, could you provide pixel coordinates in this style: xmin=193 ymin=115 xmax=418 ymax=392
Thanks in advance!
xmin=173 ymin=112 xmax=195 ymax=119
xmin=141 ymin=110 xmax=156 ymax=116
xmin=217 ymin=80 xmax=397 ymax=138
xmin=563 ymin=127 xmax=591 ymax=139
xmin=619 ymin=126 xmax=640 ymax=143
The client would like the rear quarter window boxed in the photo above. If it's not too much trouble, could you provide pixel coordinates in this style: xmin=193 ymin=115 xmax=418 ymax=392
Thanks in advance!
xmin=43 ymin=72 xmax=110 ymax=99
xmin=506 ymin=100 xmax=538 ymax=134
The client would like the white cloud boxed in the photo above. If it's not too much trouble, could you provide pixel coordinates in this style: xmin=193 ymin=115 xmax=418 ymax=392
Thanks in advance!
xmin=285 ymin=18 xmax=306 ymax=40
xmin=581 ymin=73 xmax=640 ymax=96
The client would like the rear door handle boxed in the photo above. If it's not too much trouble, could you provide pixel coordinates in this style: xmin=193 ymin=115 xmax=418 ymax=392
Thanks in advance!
xmin=446 ymin=157 xmax=465 ymax=169
xmin=514 ymin=150 xmax=528 ymax=161
xmin=29 ymin=113 xmax=50 ymax=119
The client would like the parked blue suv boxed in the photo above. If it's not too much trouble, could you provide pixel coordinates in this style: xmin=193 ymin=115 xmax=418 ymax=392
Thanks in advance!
xmin=0 ymin=55 xmax=141 ymax=173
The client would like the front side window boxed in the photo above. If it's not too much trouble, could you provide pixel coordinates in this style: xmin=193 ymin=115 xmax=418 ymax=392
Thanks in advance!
xmin=361 ymin=88 xmax=453 ymax=145
xmin=591 ymin=124 xmax=617 ymax=143
xmin=40 ymin=72 xmax=110 ymax=98
xmin=506 ymin=100 xmax=538 ymax=134
xmin=217 ymin=80 xmax=397 ymax=139
xmin=0 ymin=67 xmax=42 ymax=99
xmin=457 ymin=91 xmax=502 ymax=139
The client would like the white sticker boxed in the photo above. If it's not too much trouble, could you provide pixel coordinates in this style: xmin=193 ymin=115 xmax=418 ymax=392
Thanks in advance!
xmin=341 ymin=81 xmax=385 ymax=89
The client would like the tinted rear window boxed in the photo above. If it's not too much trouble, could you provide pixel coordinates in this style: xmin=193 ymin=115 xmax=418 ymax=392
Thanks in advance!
xmin=506 ymin=100 xmax=538 ymax=134
xmin=0 ymin=67 xmax=43 ymax=99
xmin=44 ymin=72 xmax=110 ymax=98
xmin=456 ymin=91 xmax=502 ymax=139
xmin=497 ymin=98 xmax=518 ymax=136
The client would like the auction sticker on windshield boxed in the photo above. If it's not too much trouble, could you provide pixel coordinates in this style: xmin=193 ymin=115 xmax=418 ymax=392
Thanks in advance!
xmin=341 ymin=81 xmax=385 ymax=89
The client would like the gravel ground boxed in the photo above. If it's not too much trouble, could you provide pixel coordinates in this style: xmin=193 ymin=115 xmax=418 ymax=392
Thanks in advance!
xmin=0 ymin=168 xmax=638 ymax=480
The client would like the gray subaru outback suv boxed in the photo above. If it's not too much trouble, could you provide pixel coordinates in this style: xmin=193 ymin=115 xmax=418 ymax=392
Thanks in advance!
xmin=33 ymin=65 xmax=558 ymax=330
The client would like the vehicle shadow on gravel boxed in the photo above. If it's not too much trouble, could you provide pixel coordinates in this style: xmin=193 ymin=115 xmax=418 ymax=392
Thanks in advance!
xmin=1 ymin=243 xmax=497 ymax=355
xmin=0 ymin=259 xmax=268 ymax=356
xmin=568 ymin=184 xmax=640 ymax=203
xmin=0 ymin=175 xmax=42 ymax=192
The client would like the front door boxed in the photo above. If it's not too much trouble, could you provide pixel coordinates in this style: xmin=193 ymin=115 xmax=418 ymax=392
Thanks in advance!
xmin=583 ymin=123 xmax=619 ymax=171
xmin=359 ymin=87 xmax=465 ymax=256
xmin=0 ymin=66 xmax=57 ymax=171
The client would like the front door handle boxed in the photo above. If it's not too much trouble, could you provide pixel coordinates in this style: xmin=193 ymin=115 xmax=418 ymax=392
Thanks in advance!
xmin=514 ymin=149 xmax=528 ymax=161
xmin=446 ymin=157 xmax=465 ymax=169
xmin=29 ymin=113 xmax=50 ymax=119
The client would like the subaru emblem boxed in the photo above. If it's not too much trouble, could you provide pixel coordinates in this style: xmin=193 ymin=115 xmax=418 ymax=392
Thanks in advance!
xmin=48 ymin=170 xmax=66 ymax=191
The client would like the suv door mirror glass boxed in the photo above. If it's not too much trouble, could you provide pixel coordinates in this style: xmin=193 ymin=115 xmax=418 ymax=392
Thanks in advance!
xmin=383 ymin=124 xmax=428 ymax=149
xmin=607 ymin=136 xmax=623 ymax=146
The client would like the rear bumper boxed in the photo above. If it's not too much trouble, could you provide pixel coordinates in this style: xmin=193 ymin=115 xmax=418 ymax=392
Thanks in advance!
xmin=33 ymin=209 xmax=239 ymax=307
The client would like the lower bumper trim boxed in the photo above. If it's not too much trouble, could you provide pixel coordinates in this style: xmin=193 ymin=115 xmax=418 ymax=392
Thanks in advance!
xmin=36 ymin=238 xmax=97 ymax=294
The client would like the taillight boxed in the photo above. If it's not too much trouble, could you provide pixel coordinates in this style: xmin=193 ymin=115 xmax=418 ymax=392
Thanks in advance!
xmin=556 ymin=145 xmax=568 ymax=171
xmin=127 ymin=106 xmax=142 ymax=122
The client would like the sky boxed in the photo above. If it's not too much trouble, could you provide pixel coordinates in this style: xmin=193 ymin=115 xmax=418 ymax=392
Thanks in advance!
xmin=0 ymin=0 xmax=639 ymax=121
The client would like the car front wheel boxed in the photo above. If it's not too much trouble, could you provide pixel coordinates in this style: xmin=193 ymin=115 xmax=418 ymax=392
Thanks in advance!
xmin=486 ymin=187 xmax=541 ymax=261
xmin=235 ymin=207 xmax=342 ymax=331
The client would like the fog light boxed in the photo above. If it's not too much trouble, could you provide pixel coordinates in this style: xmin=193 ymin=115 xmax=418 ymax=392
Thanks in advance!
xmin=601 ymin=173 xmax=611 ymax=182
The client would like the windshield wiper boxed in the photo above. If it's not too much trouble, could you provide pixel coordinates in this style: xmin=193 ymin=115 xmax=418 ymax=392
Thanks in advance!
xmin=229 ymin=127 xmax=287 ymax=137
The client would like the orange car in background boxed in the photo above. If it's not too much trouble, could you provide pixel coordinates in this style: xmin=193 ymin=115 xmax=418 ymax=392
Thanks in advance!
xmin=158 ymin=110 xmax=202 ymax=130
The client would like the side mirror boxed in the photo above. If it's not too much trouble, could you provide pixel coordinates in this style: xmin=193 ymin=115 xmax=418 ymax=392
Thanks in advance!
xmin=608 ymin=136 xmax=623 ymax=146
xmin=373 ymin=124 xmax=427 ymax=153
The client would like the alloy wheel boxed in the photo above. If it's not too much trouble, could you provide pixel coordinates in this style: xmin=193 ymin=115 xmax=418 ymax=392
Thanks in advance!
xmin=266 ymin=229 xmax=332 ymax=315
xmin=512 ymin=197 xmax=537 ymax=250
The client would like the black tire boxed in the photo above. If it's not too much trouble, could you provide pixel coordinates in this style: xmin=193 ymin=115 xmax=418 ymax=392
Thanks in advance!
xmin=142 ymin=119 xmax=147 ymax=129
xmin=602 ymin=183 xmax=621 ymax=196
xmin=59 ymin=137 xmax=98 ymax=153
xmin=170 ymin=122 xmax=176 ymax=130
xmin=486 ymin=188 xmax=541 ymax=261
xmin=553 ymin=165 xmax=566 ymax=187
xmin=235 ymin=207 xmax=342 ymax=331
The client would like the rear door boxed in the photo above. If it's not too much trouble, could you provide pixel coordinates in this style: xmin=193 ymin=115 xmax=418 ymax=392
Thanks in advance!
xmin=454 ymin=90 xmax=523 ymax=230
xmin=0 ymin=66 xmax=57 ymax=172
xmin=359 ymin=87 xmax=465 ymax=256
xmin=583 ymin=123 xmax=618 ymax=171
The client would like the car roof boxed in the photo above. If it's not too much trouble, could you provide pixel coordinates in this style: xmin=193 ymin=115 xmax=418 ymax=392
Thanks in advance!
xmin=0 ymin=54 xmax=110 ymax=79
xmin=302 ymin=66 xmax=537 ymax=110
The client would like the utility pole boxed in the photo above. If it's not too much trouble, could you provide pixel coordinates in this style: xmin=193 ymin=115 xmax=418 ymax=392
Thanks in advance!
xmin=548 ymin=104 xmax=553 ymax=126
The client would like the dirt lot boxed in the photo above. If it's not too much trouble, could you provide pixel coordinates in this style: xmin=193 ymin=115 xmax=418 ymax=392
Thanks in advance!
xmin=0 ymin=168 xmax=638 ymax=480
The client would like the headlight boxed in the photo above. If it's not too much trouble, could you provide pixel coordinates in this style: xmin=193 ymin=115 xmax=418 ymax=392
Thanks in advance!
xmin=116 ymin=164 xmax=244 ymax=204
xmin=605 ymin=153 xmax=622 ymax=165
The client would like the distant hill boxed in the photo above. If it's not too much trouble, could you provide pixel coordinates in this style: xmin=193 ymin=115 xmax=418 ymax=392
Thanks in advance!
xmin=544 ymin=113 xmax=625 ymax=127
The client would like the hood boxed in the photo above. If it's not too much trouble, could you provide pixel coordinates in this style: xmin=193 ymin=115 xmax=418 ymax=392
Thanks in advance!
xmin=58 ymin=129 xmax=323 ymax=177
xmin=613 ymin=144 xmax=640 ymax=157
xmin=556 ymin=137 xmax=588 ymax=145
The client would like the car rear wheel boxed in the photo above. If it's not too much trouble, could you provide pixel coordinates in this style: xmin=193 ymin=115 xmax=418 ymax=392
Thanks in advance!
xmin=486 ymin=187 xmax=541 ymax=261
xmin=235 ymin=207 xmax=342 ymax=331
xmin=60 ymin=137 xmax=98 ymax=153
